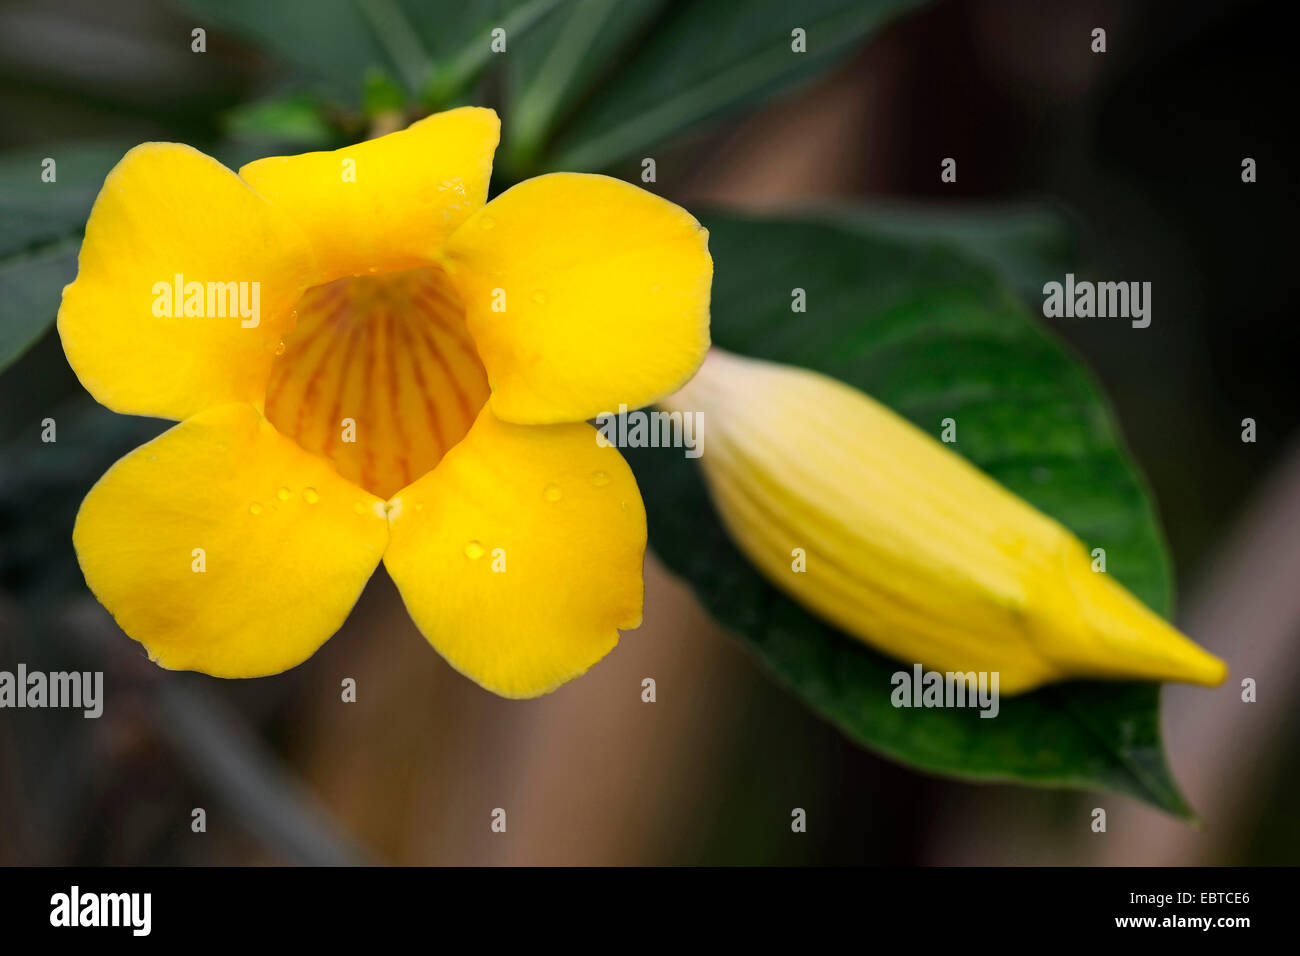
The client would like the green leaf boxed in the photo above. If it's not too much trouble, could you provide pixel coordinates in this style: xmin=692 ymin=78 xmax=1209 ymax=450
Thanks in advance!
xmin=175 ymin=0 xmax=562 ymax=107
xmin=0 ymin=399 xmax=165 ymax=600
xmin=362 ymin=67 xmax=409 ymax=118
xmin=222 ymin=95 xmax=340 ymax=148
xmin=175 ymin=0 xmax=402 ymax=103
xmin=410 ymin=0 xmax=567 ymax=107
xmin=0 ymin=143 xmax=128 ymax=373
xmin=544 ymin=0 xmax=927 ymax=172
xmin=625 ymin=212 xmax=1192 ymax=818
xmin=815 ymin=201 xmax=1079 ymax=306
xmin=501 ymin=0 xmax=668 ymax=176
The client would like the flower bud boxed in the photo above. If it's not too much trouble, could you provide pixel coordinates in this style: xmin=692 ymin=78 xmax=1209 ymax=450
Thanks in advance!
xmin=661 ymin=349 xmax=1226 ymax=695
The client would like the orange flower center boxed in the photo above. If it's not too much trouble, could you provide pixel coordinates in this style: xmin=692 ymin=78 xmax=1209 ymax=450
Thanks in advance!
xmin=265 ymin=265 xmax=488 ymax=499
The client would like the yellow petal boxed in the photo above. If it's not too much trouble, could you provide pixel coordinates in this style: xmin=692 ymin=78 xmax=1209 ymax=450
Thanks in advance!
xmin=383 ymin=407 xmax=646 ymax=698
xmin=73 ymin=403 xmax=388 ymax=677
xmin=240 ymin=107 xmax=500 ymax=280
xmin=663 ymin=349 xmax=1227 ymax=695
xmin=57 ymin=143 xmax=317 ymax=421
xmin=441 ymin=172 xmax=712 ymax=425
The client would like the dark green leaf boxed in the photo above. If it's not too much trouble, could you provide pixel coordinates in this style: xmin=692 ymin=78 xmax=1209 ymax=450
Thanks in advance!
xmin=175 ymin=0 xmax=401 ymax=103
xmin=0 ymin=399 xmax=165 ymax=600
xmin=501 ymin=0 xmax=667 ymax=176
xmin=818 ymin=201 xmax=1079 ymax=306
xmin=626 ymin=212 xmax=1191 ymax=817
xmin=175 ymin=0 xmax=562 ymax=107
xmin=544 ymin=0 xmax=927 ymax=172
xmin=0 ymin=143 xmax=128 ymax=373
xmin=408 ymin=0 xmax=567 ymax=107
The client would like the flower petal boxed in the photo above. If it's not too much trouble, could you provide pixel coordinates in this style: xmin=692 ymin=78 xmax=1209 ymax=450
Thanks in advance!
xmin=240 ymin=107 xmax=500 ymax=280
xmin=57 ymin=144 xmax=317 ymax=420
xmin=441 ymin=172 xmax=712 ymax=425
xmin=74 ymin=403 xmax=389 ymax=677
xmin=383 ymin=407 xmax=646 ymax=698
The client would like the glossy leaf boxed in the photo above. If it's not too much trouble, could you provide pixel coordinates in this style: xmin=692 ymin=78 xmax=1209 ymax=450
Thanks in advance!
xmin=626 ymin=212 xmax=1193 ymax=817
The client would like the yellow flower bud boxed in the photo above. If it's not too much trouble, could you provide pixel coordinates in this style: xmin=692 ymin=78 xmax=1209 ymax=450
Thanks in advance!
xmin=661 ymin=349 xmax=1227 ymax=695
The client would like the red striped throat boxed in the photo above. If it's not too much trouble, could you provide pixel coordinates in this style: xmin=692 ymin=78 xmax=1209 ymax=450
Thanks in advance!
xmin=265 ymin=265 xmax=489 ymax=499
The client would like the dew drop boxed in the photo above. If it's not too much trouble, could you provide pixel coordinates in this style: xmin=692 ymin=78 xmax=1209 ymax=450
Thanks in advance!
xmin=274 ymin=340 xmax=286 ymax=356
xmin=589 ymin=470 xmax=610 ymax=487
xmin=352 ymin=501 xmax=367 ymax=515
xmin=464 ymin=540 xmax=486 ymax=559
xmin=532 ymin=290 xmax=548 ymax=305
xmin=303 ymin=487 xmax=320 ymax=504
xmin=249 ymin=503 xmax=263 ymax=516
xmin=277 ymin=486 xmax=292 ymax=501
xmin=481 ymin=215 xmax=496 ymax=230
xmin=543 ymin=483 xmax=563 ymax=502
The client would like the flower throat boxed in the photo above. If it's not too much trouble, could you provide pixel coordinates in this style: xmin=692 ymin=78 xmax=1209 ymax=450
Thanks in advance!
xmin=265 ymin=265 xmax=488 ymax=499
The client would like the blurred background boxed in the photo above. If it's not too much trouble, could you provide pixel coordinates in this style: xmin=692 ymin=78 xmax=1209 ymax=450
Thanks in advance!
xmin=0 ymin=0 xmax=1296 ymax=864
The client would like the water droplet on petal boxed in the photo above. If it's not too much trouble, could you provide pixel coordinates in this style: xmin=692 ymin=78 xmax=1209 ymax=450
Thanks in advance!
xmin=532 ymin=290 xmax=547 ymax=305
xmin=274 ymin=340 xmax=286 ymax=355
xmin=589 ymin=470 xmax=610 ymax=487
xmin=464 ymin=540 xmax=485 ymax=559
xmin=543 ymin=483 xmax=562 ymax=502
xmin=303 ymin=488 xmax=320 ymax=504
xmin=249 ymin=503 xmax=263 ymax=516
xmin=481 ymin=215 xmax=495 ymax=230
xmin=352 ymin=501 xmax=367 ymax=515
xmin=277 ymin=487 xmax=292 ymax=501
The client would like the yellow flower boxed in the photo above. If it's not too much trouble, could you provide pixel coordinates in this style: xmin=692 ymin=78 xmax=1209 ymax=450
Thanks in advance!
xmin=57 ymin=107 xmax=712 ymax=697
xmin=661 ymin=349 xmax=1226 ymax=695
